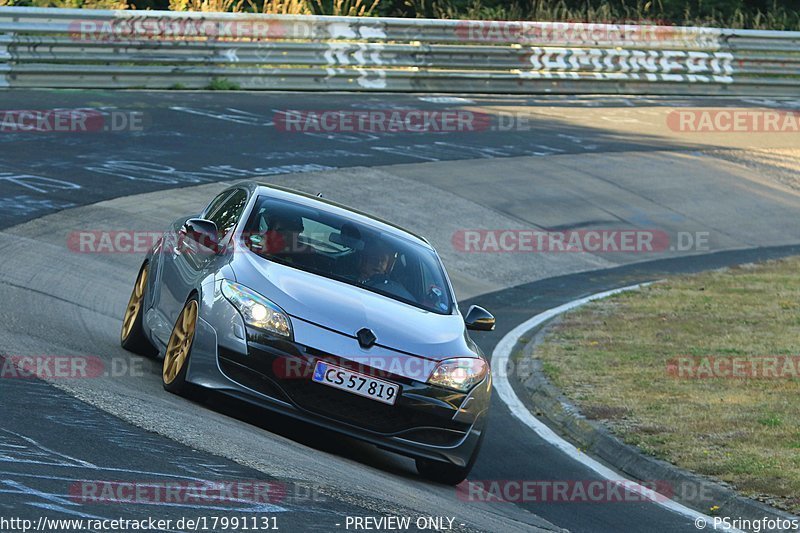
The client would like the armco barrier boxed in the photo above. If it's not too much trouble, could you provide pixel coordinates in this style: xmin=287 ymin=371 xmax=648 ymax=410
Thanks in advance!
xmin=0 ymin=6 xmax=798 ymax=94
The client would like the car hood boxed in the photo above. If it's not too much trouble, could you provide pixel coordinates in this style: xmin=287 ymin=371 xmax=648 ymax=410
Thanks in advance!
xmin=232 ymin=252 xmax=471 ymax=360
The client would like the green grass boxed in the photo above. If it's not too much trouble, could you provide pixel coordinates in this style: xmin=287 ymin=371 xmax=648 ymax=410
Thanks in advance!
xmin=536 ymin=256 xmax=800 ymax=513
xmin=205 ymin=77 xmax=240 ymax=91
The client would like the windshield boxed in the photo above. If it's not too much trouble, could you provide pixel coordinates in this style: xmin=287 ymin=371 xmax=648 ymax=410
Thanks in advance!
xmin=241 ymin=196 xmax=453 ymax=315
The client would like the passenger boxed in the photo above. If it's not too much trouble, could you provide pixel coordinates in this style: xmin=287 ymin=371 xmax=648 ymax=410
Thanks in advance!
xmin=260 ymin=212 xmax=315 ymax=262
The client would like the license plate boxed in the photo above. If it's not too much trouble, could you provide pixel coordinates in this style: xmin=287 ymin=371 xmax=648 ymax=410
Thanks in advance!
xmin=312 ymin=361 xmax=399 ymax=406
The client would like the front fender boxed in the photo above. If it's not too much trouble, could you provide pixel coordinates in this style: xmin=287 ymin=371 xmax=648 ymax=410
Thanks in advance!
xmin=185 ymin=277 xmax=248 ymax=386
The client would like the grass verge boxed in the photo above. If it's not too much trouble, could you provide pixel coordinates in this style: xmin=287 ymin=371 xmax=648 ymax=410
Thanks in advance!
xmin=536 ymin=256 xmax=800 ymax=513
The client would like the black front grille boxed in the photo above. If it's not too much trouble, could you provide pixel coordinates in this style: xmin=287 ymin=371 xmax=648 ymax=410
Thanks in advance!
xmin=278 ymin=377 xmax=461 ymax=435
xmin=219 ymin=345 xmax=469 ymax=438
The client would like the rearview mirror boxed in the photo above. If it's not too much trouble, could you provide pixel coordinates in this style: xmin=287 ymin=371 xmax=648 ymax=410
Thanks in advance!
xmin=465 ymin=305 xmax=495 ymax=331
xmin=182 ymin=218 xmax=220 ymax=252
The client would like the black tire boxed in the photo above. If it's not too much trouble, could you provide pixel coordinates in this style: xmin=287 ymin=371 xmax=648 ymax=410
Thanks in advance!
xmin=162 ymin=295 xmax=206 ymax=401
xmin=415 ymin=429 xmax=485 ymax=485
xmin=120 ymin=262 xmax=158 ymax=358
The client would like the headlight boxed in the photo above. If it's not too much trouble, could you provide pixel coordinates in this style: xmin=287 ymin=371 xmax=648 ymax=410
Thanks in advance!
xmin=222 ymin=281 xmax=292 ymax=338
xmin=427 ymin=357 xmax=488 ymax=392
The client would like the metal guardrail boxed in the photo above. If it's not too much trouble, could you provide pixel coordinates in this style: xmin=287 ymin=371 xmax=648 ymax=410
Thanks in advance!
xmin=0 ymin=6 xmax=798 ymax=94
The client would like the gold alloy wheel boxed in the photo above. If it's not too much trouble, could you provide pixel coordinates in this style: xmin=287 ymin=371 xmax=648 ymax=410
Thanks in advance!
xmin=162 ymin=299 xmax=198 ymax=385
xmin=121 ymin=266 xmax=147 ymax=342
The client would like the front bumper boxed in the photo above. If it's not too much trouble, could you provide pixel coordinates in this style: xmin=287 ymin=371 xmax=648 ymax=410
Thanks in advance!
xmin=184 ymin=289 xmax=490 ymax=467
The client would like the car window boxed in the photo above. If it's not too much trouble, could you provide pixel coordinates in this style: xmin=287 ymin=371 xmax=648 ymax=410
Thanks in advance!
xmin=299 ymin=218 xmax=349 ymax=253
xmin=203 ymin=190 xmax=233 ymax=219
xmin=242 ymin=195 xmax=452 ymax=314
xmin=420 ymin=256 xmax=450 ymax=313
xmin=207 ymin=189 xmax=248 ymax=240
xmin=246 ymin=206 xmax=348 ymax=253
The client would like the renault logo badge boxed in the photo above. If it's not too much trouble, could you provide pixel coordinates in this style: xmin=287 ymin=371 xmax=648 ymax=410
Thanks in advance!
xmin=357 ymin=328 xmax=377 ymax=349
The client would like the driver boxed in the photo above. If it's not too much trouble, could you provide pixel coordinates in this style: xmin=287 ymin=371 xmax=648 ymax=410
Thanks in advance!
xmin=357 ymin=241 xmax=393 ymax=284
xmin=356 ymin=240 xmax=414 ymax=301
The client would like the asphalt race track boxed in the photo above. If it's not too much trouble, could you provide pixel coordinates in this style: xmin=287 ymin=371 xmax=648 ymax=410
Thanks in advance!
xmin=1 ymin=90 xmax=799 ymax=532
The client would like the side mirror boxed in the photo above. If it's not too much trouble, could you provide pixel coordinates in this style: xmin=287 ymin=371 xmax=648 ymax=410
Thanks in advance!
xmin=465 ymin=305 xmax=495 ymax=331
xmin=182 ymin=218 xmax=220 ymax=252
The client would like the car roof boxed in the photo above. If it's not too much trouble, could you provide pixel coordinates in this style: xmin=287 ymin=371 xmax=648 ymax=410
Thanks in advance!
xmin=237 ymin=181 xmax=432 ymax=249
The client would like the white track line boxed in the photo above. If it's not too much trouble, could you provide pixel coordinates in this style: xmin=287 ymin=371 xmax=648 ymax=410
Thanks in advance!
xmin=492 ymin=283 xmax=726 ymax=528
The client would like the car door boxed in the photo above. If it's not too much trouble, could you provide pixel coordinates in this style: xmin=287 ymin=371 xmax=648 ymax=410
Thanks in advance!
xmin=152 ymin=188 xmax=249 ymax=344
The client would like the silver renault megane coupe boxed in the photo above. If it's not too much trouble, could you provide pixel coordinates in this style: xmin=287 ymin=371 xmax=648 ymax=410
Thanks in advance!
xmin=120 ymin=182 xmax=495 ymax=484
